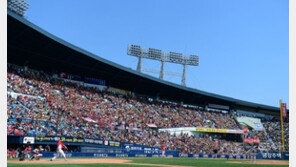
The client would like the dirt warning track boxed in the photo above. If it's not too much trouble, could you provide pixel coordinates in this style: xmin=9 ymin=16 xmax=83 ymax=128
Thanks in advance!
xmin=227 ymin=160 xmax=288 ymax=165
xmin=8 ymin=158 xmax=190 ymax=167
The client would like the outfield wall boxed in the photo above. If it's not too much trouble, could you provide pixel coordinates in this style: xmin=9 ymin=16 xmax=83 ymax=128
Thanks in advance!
xmin=7 ymin=135 xmax=289 ymax=160
xmin=39 ymin=152 xmax=289 ymax=160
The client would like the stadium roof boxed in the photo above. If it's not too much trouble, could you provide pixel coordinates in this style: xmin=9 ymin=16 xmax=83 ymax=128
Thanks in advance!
xmin=7 ymin=10 xmax=282 ymax=115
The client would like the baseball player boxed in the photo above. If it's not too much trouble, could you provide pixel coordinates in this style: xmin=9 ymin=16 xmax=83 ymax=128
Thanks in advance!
xmin=246 ymin=145 xmax=258 ymax=164
xmin=50 ymin=140 xmax=68 ymax=161
xmin=30 ymin=146 xmax=44 ymax=161
xmin=252 ymin=145 xmax=259 ymax=164
xmin=17 ymin=146 xmax=25 ymax=161
xmin=161 ymin=146 xmax=166 ymax=157
xmin=23 ymin=143 xmax=32 ymax=159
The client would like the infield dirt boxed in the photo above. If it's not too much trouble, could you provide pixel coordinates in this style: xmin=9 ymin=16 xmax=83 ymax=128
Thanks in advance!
xmin=8 ymin=158 xmax=190 ymax=167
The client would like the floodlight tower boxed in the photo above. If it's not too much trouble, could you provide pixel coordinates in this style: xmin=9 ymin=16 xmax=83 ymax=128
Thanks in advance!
xmin=7 ymin=0 xmax=29 ymax=17
xmin=182 ymin=64 xmax=186 ymax=86
xmin=159 ymin=53 xmax=166 ymax=79
xmin=127 ymin=44 xmax=199 ymax=86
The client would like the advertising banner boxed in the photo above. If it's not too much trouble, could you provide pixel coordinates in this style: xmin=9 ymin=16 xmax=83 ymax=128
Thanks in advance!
xmin=244 ymin=138 xmax=253 ymax=143
xmin=35 ymin=136 xmax=84 ymax=143
xmin=244 ymin=138 xmax=259 ymax=143
xmin=195 ymin=127 xmax=244 ymax=134
xmin=35 ymin=135 xmax=119 ymax=147
xmin=123 ymin=143 xmax=163 ymax=154
xmin=254 ymin=124 xmax=264 ymax=131
xmin=208 ymin=104 xmax=229 ymax=110
xmin=253 ymin=138 xmax=260 ymax=143
xmin=235 ymin=130 xmax=244 ymax=133
xmin=38 ymin=152 xmax=288 ymax=160
xmin=109 ymin=141 xmax=121 ymax=147
xmin=242 ymin=127 xmax=249 ymax=133
xmin=23 ymin=136 xmax=35 ymax=144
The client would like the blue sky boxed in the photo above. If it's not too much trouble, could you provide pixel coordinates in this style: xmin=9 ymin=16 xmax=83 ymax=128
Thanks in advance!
xmin=24 ymin=0 xmax=288 ymax=107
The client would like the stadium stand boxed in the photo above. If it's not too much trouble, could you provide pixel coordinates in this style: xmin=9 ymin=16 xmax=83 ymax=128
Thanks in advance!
xmin=263 ymin=121 xmax=289 ymax=152
xmin=7 ymin=64 xmax=288 ymax=155
xmin=7 ymin=10 xmax=288 ymax=159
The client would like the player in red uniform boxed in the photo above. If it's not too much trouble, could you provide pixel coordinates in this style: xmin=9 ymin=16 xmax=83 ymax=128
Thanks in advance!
xmin=50 ymin=140 xmax=68 ymax=161
xmin=24 ymin=145 xmax=32 ymax=159
xmin=161 ymin=146 xmax=166 ymax=157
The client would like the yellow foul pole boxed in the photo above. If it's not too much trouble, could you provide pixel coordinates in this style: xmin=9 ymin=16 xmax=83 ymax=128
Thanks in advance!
xmin=279 ymin=99 xmax=285 ymax=152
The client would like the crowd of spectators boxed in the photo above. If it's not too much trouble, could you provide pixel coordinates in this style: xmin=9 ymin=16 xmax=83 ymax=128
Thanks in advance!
xmin=6 ymin=64 xmax=288 ymax=154
xmin=245 ymin=129 xmax=268 ymax=143
xmin=7 ymin=148 xmax=18 ymax=158
xmin=263 ymin=121 xmax=289 ymax=152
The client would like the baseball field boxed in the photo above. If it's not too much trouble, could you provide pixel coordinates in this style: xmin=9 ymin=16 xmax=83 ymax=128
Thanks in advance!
xmin=7 ymin=157 xmax=289 ymax=167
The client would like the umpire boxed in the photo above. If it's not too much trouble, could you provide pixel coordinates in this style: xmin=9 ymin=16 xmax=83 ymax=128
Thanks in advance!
xmin=18 ymin=142 xmax=31 ymax=161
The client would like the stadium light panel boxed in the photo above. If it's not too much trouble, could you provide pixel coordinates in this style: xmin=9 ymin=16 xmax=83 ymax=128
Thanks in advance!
xmin=148 ymin=48 xmax=162 ymax=61
xmin=7 ymin=0 xmax=29 ymax=17
xmin=127 ymin=44 xmax=142 ymax=56
xmin=168 ymin=52 xmax=184 ymax=64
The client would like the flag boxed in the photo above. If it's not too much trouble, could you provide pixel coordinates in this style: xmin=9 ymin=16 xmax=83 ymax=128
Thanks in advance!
xmin=242 ymin=127 xmax=249 ymax=133
xmin=281 ymin=103 xmax=287 ymax=117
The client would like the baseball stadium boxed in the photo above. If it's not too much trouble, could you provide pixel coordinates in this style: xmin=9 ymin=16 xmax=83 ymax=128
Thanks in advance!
xmin=7 ymin=1 xmax=289 ymax=167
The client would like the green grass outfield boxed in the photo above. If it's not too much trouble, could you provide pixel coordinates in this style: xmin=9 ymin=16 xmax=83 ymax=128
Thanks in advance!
xmin=7 ymin=157 xmax=289 ymax=167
